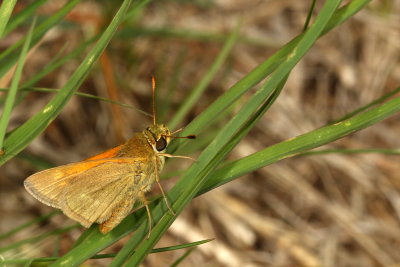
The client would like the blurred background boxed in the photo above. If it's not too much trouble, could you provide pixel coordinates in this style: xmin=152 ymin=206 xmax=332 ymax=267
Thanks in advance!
xmin=1 ymin=1 xmax=400 ymax=266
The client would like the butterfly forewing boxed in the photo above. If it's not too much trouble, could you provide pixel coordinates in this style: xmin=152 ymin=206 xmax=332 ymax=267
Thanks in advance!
xmin=24 ymin=157 xmax=148 ymax=228
xmin=24 ymin=160 xmax=106 ymax=208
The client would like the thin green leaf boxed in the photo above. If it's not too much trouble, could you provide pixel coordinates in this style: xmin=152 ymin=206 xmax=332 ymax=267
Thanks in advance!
xmin=0 ymin=0 xmax=133 ymax=166
xmin=0 ymin=0 xmax=17 ymax=37
xmin=330 ymin=86 xmax=400 ymax=124
xmin=22 ymin=1 xmax=372 ymax=266
xmin=0 ymin=0 xmax=80 ymax=78
xmin=21 ymin=36 xmax=98 ymax=89
xmin=119 ymin=1 xmax=343 ymax=266
xmin=118 ymin=26 xmax=280 ymax=48
xmin=177 ymin=0 xmax=371 ymax=140
xmin=0 ymin=18 xmax=36 ymax=149
xmin=0 ymin=239 xmax=213 ymax=265
xmin=303 ymin=0 xmax=317 ymax=31
xmin=3 ymin=0 xmax=48 ymax=36
xmin=169 ymin=21 xmax=241 ymax=130
xmin=0 ymin=87 xmax=150 ymax=117
xmin=299 ymin=148 xmax=400 ymax=156
xmin=201 ymin=96 xmax=400 ymax=194
xmin=169 ymin=248 xmax=196 ymax=267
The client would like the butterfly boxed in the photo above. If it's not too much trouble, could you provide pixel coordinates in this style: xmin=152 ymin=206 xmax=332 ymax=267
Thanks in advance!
xmin=24 ymin=77 xmax=194 ymax=234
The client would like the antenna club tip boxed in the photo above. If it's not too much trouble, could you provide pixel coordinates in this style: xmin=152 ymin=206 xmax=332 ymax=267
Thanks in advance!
xmin=187 ymin=135 xmax=196 ymax=139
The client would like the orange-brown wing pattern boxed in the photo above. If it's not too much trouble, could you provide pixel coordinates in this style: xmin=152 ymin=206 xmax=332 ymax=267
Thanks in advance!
xmin=24 ymin=160 xmax=109 ymax=208
xmin=84 ymin=145 xmax=124 ymax=161
xmin=24 ymin=157 xmax=148 ymax=228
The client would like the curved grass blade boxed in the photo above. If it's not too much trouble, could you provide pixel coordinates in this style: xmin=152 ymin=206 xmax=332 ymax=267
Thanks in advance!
xmin=0 ymin=0 xmax=132 ymax=165
xmin=170 ymin=0 xmax=372 ymax=153
xmin=117 ymin=1 xmax=343 ymax=266
xmin=201 ymin=96 xmax=400 ymax=194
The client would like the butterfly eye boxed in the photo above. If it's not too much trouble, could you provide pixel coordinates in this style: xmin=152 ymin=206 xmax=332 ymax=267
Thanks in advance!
xmin=155 ymin=137 xmax=167 ymax=151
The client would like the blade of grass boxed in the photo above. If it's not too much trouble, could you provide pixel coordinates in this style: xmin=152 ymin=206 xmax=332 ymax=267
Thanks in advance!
xmin=0 ymin=0 xmax=80 ymax=78
xmin=169 ymin=248 xmax=196 ymax=267
xmin=299 ymin=148 xmax=400 ymax=156
xmin=168 ymin=21 xmax=241 ymax=129
xmin=201 ymin=96 xmax=400 ymax=194
xmin=0 ymin=87 xmax=150 ymax=117
xmin=118 ymin=1 xmax=343 ymax=266
xmin=3 ymin=0 xmax=48 ymax=37
xmin=118 ymin=26 xmax=281 ymax=48
xmin=329 ymin=86 xmax=400 ymax=124
xmin=0 ymin=239 xmax=213 ymax=265
xmin=21 ymin=36 xmax=98 ymax=89
xmin=0 ymin=36 xmax=98 ymax=107
xmin=170 ymin=0 xmax=372 ymax=153
xmin=158 ymin=48 xmax=188 ymax=122
xmin=0 ymin=0 xmax=133 ymax=166
xmin=0 ymin=0 xmax=17 ymax=37
xmin=0 ymin=18 xmax=36 ymax=150
xmin=39 ymin=1 xmax=371 ymax=266
xmin=303 ymin=0 xmax=317 ymax=31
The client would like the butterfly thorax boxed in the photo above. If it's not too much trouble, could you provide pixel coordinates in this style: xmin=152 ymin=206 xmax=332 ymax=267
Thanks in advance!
xmin=116 ymin=124 xmax=171 ymax=174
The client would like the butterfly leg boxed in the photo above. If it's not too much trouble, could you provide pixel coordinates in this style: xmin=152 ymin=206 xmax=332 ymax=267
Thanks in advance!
xmin=154 ymin=159 xmax=175 ymax=216
xmin=139 ymin=191 xmax=153 ymax=239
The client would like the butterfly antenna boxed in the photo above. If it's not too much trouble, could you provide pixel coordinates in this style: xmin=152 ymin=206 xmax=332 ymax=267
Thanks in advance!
xmin=151 ymin=76 xmax=157 ymax=125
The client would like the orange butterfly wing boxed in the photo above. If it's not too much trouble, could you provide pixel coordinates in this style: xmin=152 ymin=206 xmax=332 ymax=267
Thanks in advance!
xmin=24 ymin=157 xmax=148 ymax=228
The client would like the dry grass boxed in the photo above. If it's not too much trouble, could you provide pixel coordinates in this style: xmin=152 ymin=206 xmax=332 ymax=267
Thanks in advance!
xmin=1 ymin=1 xmax=400 ymax=266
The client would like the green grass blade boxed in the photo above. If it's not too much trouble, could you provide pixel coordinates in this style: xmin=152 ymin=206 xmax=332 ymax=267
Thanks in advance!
xmin=171 ymin=0 xmax=371 ymax=154
xmin=0 ymin=87 xmax=149 ymax=116
xmin=201 ymin=96 xmax=400 ymax=194
xmin=0 ymin=18 xmax=35 ymax=149
xmin=117 ymin=1 xmax=343 ymax=266
xmin=169 ymin=248 xmax=196 ymax=267
xmin=300 ymin=148 xmax=400 ymax=156
xmin=12 ymin=1 xmax=371 ymax=266
xmin=330 ymin=86 xmax=400 ymax=124
xmin=168 ymin=22 xmax=241 ymax=130
xmin=21 ymin=36 xmax=98 ymax=89
xmin=0 ymin=0 xmax=80 ymax=78
xmin=0 ymin=0 xmax=132 ymax=166
xmin=118 ymin=26 xmax=280 ymax=48
xmin=0 ymin=0 xmax=17 ymax=37
xmin=303 ymin=0 xmax=317 ymax=31
xmin=0 ymin=239 xmax=212 ymax=265
xmin=3 ymin=0 xmax=48 ymax=36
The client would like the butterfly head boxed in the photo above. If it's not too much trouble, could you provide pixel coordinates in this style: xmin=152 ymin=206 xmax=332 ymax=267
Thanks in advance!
xmin=145 ymin=124 xmax=171 ymax=153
